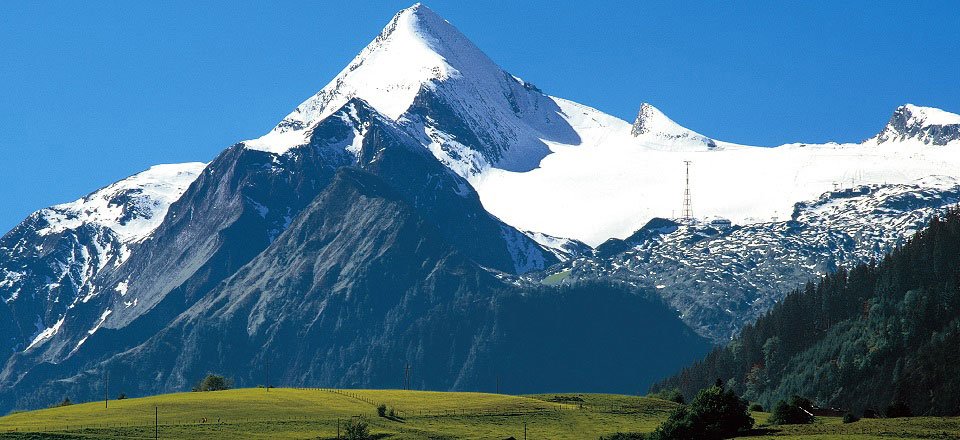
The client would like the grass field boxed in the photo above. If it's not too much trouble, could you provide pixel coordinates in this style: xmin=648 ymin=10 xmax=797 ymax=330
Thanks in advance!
xmin=0 ymin=388 xmax=956 ymax=439
xmin=539 ymin=269 xmax=571 ymax=286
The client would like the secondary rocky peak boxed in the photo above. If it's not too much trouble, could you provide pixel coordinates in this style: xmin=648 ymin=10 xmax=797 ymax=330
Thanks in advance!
xmin=875 ymin=104 xmax=960 ymax=146
xmin=630 ymin=102 xmax=718 ymax=149
xmin=630 ymin=103 xmax=673 ymax=136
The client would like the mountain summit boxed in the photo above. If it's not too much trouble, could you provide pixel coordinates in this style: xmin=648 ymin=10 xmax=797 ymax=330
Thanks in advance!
xmin=246 ymin=3 xmax=580 ymax=175
xmin=249 ymin=3 xmax=477 ymax=141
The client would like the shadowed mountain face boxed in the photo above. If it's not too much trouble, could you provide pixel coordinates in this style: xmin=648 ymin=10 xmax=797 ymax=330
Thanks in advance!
xmin=4 ymin=168 xmax=710 ymax=409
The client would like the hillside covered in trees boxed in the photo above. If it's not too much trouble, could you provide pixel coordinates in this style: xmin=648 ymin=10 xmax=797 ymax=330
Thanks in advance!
xmin=652 ymin=207 xmax=960 ymax=416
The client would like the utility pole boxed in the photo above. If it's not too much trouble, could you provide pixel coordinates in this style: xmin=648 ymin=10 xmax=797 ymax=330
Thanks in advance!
xmin=265 ymin=357 xmax=270 ymax=392
xmin=104 ymin=370 xmax=109 ymax=409
xmin=524 ymin=420 xmax=527 ymax=440
xmin=682 ymin=160 xmax=693 ymax=223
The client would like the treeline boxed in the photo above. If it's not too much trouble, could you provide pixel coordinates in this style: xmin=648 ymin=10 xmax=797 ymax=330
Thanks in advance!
xmin=652 ymin=207 xmax=960 ymax=416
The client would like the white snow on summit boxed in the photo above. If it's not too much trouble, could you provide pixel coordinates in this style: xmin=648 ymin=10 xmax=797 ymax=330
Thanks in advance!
xmin=245 ymin=3 xmax=492 ymax=154
xmin=244 ymin=3 xmax=581 ymax=176
xmin=872 ymin=104 xmax=960 ymax=146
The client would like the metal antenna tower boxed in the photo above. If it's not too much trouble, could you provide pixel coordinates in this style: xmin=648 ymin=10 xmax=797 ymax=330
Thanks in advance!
xmin=682 ymin=161 xmax=693 ymax=223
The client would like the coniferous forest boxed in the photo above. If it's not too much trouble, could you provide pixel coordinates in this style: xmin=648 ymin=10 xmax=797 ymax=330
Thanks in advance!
xmin=653 ymin=207 xmax=960 ymax=416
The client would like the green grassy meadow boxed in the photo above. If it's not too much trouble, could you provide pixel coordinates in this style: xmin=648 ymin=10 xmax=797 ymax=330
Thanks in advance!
xmin=0 ymin=388 xmax=956 ymax=439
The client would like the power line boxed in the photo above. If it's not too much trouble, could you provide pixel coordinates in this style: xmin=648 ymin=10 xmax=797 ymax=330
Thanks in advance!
xmin=682 ymin=160 xmax=693 ymax=223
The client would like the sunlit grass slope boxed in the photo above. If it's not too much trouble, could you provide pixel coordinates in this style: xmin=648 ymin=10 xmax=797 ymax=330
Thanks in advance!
xmin=0 ymin=389 xmax=957 ymax=439
xmin=0 ymin=388 xmax=676 ymax=439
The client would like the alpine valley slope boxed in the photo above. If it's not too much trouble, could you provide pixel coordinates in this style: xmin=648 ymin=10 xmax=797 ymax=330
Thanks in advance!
xmin=1 ymin=2 xmax=959 ymax=411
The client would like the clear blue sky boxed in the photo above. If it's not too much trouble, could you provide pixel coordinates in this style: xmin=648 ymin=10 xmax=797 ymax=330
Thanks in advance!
xmin=2 ymin=1 xmax=958 ymax=233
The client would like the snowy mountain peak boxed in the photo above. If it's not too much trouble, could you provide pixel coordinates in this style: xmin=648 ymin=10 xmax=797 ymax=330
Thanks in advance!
xmin=245 ymin=3 xmax=504 ymax=154
xmin=630 ymin=102 xmax=717 ymax=149
xmin=244 ymin=4 xmax=580 ymax=176
xmin=630 ymin=103 xmax=674 ymax=136
xmin=874 ymin=104 xmax=960 ymax=146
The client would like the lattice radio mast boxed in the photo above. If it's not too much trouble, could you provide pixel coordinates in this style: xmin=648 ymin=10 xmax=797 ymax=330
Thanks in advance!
xmin=682 ymin=160 xmax=693 ymax=223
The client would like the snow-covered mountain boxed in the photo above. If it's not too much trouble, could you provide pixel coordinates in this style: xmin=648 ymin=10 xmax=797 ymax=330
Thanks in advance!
xmin=1 ymin=2 xmax=960 ymax=412
xmin=246 ymin=3 xmax=581 ymax=177
xmin=540 ymin=176 xmax=960 ymax=341
xmin=0 ymin=163 xmax=203 ymax=360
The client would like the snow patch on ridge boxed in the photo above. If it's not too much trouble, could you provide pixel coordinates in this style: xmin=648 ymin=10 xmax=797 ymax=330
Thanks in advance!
xmin=26 ymin=315 xmax=65 ymax=351
xmin=115 ymin=280 xmax=129 ymax=296
xmin=88 ymin=309 xmax=112 ymax=335
xmin=35 ymin=163 xmax=206 ymax=243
